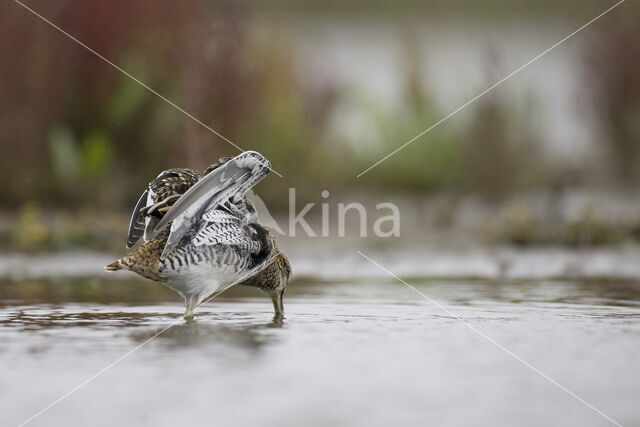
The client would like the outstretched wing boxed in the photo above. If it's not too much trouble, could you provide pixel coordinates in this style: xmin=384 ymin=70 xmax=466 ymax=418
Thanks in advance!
xmin=125 ymin=168 xmax=200 ymax=248
xmin=160 ymin=217 xmax=276 ymax=299
xmin=195 ymin=219 xmax=275 ymax=294
xmin=152 ymin=151 xmax=271 ymax=259
xmin=126 ymin=189 xmax=149 ymax=248
xmin=193 ymin=210 xmax=263 ymax=253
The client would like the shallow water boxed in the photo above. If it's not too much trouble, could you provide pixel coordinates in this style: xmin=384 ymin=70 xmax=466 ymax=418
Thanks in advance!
xmin=1 ymin=278 xmax=639 ymax=426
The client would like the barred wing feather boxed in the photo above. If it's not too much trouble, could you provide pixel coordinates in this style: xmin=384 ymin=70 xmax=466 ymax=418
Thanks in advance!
xmin=125 ymin=168 xmax=199 ymax=248
xmin=152 ymin=151 xmax=271 ymax=259
xmin=126 ymin=189 xmax=149 ymax=248
xmin=193 ymin=214 xmax=261 ymax=252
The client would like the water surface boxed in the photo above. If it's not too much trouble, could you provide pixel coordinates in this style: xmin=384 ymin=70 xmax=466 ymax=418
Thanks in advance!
xmin=1 ymin=277 xmax=639 ymax=426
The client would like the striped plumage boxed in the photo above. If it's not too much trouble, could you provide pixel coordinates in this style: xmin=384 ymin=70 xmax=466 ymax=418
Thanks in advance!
xmin=107 ymin=151 xmax=291 ymax=319
xmin=127 ymin=168 xmax=200 ymax=247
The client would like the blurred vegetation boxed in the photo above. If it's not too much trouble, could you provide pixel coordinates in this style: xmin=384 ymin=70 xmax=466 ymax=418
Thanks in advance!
xmin=239 ymin=0 xmax=623 ymax=16
xmin=496 ymin=203 xmax=628 ymax=247
xmin=0 ymin=202 xmax=127 ymax=252
xmin=2 ymin=198 xmax=640 ymax=253
xmin=585 ymin=15 xmax=640 ymax=184
xmin=0 ymin=1 xmax=638 ymax=251
xmin=0 ymin=1 xmax=338 ymax=209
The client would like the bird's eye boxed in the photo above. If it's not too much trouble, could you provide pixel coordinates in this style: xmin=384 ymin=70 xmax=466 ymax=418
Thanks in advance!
xmin=283 ymin=264 xmax=291 ymax=276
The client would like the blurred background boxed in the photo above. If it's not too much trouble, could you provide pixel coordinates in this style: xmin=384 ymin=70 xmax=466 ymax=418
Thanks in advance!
xmin=5 ymin=4 xmax=640 ymax=427
xmin=1 ymin=0 xmax=639 ymax=252
xmin=3 ymin=5 xmax=640 ymax=426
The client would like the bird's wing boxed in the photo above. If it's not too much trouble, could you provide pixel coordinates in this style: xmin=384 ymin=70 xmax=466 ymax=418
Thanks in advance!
xmin=125 ymin=168 xmax=200 ymax=248
xmin=162 ymin=214 xmax=275 ymax=296
xmin=152 ymin=151 xmax=271 ymax=259
xmin=207 ymin=223 xmax=276 ymax=294
xmin=126 ymin=189 xmax=149 ymax=248
xmin=193 ymin=212 xmax=262 ymax=253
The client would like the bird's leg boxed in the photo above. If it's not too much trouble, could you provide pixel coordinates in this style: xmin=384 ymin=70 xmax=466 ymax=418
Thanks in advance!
xmin=184 ymin=297 xmax=197 ymax=320
xmin=270 ymin=288 xmax=285 ymax=318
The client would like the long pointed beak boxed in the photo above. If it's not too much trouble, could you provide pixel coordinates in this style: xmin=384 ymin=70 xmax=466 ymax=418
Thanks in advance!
xmin=105 ymin=261 xmax=124 ymax=271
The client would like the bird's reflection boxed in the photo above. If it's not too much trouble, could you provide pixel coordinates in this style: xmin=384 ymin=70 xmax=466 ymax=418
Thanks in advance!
xmin=130 ymin=314 xmax=285 ymax=354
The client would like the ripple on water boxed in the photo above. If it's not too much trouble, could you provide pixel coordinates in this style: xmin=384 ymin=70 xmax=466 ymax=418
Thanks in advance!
xmin=1 ymin=279 xmax=639 ymax=427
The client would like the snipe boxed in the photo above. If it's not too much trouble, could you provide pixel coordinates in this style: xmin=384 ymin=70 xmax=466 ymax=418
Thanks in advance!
xmin=106 ymin=151 xmax=291 ymax=319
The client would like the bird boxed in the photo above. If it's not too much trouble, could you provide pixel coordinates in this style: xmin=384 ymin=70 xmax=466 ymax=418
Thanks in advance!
xmin=105 ymin=151 xmax=291 ymax=320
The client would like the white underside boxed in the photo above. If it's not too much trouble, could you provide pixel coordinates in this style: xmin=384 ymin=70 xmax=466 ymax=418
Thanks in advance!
xmin=159 ymin=253 xmax=275 ymax=309
xmin=162 ymin=264 xmax=239 ymax=307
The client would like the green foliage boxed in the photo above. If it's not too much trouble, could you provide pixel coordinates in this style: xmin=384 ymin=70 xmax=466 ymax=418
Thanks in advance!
xmin=49 ymin=127 xmax=81 ymax=183
xmin=8 ymin=203 xmax=53 ymax=252
xmin=355 ymin=101 xmax=464 ymax=192
xmin=48 ymin=127 xmax=113 ymax=201
xmin=106 ymin=75 xmax=150 ymax=125
xmin=501 ymin=203 xmax=537 ymax=246
xmin=82 ymin=131 xmax=112 ymax=178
